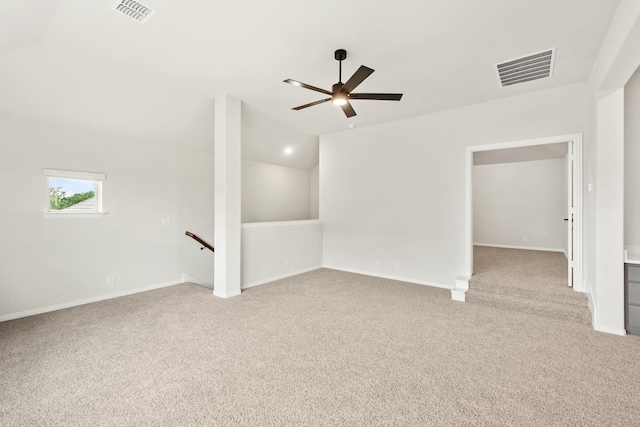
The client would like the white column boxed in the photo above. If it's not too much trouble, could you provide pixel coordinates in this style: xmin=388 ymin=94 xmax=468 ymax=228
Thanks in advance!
xmin=214 ymin=95 xmax=242 ymax=298
xmin=594 ymin=88 xmax=625 ymax=333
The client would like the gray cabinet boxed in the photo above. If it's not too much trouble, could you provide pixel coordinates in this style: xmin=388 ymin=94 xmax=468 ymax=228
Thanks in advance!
xmin=626 ymin=264 xmax=640 ymax=335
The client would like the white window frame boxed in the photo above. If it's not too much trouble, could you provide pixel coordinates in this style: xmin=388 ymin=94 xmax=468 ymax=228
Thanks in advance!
xmin=43 ymin=169 xmax=106 ymax=219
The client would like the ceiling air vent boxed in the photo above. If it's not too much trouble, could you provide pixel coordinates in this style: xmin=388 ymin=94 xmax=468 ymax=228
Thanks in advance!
xmin=112 ymin=0 xmax=156 ymax=24
xmin=496 ymin=48 xmax=555 ymax=87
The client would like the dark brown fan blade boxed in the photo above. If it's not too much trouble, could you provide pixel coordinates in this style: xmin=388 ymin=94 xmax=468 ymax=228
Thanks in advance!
xmin=349 ymin=93 xmax=403 ymax=101
xmin=292 ymin=98 xmax=331 ymax=110
xmin=340 ymin=100 xmax=356 ymax=118
xmin=284 ymin=79 xmax=332 ymax=96
xmin=340 ymin=66 xmax=374 ymax=93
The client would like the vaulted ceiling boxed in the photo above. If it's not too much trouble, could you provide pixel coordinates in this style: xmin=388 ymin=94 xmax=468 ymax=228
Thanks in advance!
xmin=0 ymin=0 xmax=621 ymax=142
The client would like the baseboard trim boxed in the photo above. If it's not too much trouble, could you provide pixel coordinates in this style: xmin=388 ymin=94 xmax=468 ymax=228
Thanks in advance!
xmin=451 ymin=276 xmax=470 ymax=302
xmin=213 ymin=289 xmax=242 ymax=299
xmin=451 ymin=289 xmax=466 ymax=302
xmin=0 ymin=279 xmax=182 ymax=323
xmin=242 ymin=265 xmax=323 ymax=290
xmin=322 ymin=265 xmax=452 ymax=290
xmin=586 ymin=289 xmax=595 ymax=320
xmin=593 ymin=323 xmax=627 ymax=336
xmin=588 ymin=292 xmax=626 ymax=336
xmin=474 ymin=243 xmax=564 ymax=253
xmin=182 ymin=273 xmax=213 ymax=289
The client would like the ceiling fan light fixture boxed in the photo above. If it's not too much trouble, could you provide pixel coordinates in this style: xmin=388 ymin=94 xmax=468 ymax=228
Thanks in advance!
xmin=332 ymin=93 xmax=347 ymax=106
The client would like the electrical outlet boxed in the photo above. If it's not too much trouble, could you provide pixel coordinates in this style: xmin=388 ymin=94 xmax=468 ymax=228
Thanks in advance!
xmin=107 ymin=275 xmax=115 ymax=285
xmin=284 ymin=260 xmax=289 ymax=268
xmin=375 ymin=260 xmax=380 ymax=267
xmin=394 ymin=262 xmax=400 ymax=270
xmin=523 ymin=236 xmax=528 ymax=243
xmin=162 ymin=218 xmax=171 ymax=226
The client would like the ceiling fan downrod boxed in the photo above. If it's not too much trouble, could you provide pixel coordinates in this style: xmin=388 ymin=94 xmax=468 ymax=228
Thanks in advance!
xmin=332 ymin=49 xmax=348 ymax=100
xmin=335 ymin=49 xmax=347 ymax=85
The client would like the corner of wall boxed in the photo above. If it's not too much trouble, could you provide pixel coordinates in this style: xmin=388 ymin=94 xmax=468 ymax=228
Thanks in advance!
xmin=182 ymin=273 xmax=213 ymax=289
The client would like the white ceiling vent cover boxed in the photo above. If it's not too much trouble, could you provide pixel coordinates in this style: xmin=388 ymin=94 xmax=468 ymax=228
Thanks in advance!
xmin=496 ymin=48 xmax=555 ymax=87
xmin=112 ymin=0 xmax=156 ymax=24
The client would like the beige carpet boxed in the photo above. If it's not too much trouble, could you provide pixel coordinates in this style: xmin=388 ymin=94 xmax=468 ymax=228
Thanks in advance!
xmin=1 ymin=268 xmax=639 ymax=426
xmin=468 ymin=246 xmax=591 ymax=324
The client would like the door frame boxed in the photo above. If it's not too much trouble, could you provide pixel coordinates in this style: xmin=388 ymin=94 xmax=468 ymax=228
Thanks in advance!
xmin=463 ymin=133 xmax=584 ymax=293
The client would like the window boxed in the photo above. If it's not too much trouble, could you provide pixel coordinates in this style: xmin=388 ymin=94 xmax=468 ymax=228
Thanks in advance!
xmin=43 ymin=169 xmax=106 ymax=218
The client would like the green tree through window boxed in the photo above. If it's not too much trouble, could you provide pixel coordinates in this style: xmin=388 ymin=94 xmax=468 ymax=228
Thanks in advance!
xmin=44 ymin=169 xmax=105 ymax=216
xmin=49 ymin=187 xmax=95 ymax=210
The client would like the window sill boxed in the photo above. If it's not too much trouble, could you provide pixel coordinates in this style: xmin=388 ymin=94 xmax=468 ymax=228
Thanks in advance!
xmin=44 ymin=212 xmax=107 ymax=219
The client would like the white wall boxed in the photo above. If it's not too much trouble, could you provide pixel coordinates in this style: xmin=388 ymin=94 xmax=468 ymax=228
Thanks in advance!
xmin=241 ymin=160 xmax=311 ymax=223
xmin=625 ymin=68 xmax=640 ymax=246
xmin=585 ymin=0 xmax=640 ymax=334
xmin=0 ymin=44 xmax=214 ymax=152
xmin=473 ymin=159 xmax=567 ymax=251
xmin=310 ymin=164 xmax=319 ymax=220
xmin=241 ymin=220 xmax=322 ymax=288
xmin=0 ymin=116 xmax=214 ymax=319
xmin=321 ymin=83 xmax=587 ymax=288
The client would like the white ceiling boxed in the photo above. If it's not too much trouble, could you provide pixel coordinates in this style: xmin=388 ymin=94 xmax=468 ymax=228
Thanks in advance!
xmin=0 ymin=0 xmax=621 ymax=140
xmin=0 ymin=1 xmax=61 ymax=54
xmin=474 ymin=142 xmax=568 ymax=165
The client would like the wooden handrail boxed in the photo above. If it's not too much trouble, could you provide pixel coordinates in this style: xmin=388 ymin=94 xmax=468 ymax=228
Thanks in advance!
xmin=185 ymin=231 xmax=214 ymax=252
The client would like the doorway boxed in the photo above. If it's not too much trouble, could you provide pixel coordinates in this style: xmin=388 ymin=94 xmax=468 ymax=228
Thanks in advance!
xmin=462 ymin=133 xmax=583 ymax=294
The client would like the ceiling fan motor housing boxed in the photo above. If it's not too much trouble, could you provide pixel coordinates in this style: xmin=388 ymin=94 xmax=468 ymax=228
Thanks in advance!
xmin=331 ymin=83 xmax=348 ymax=105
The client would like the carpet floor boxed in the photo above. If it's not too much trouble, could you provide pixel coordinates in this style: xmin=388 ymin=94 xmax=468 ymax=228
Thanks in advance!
xmin=1 ymin=268 xmax=639 ymax=426
xmin=468 ymin=246 xmax=591 ymax=324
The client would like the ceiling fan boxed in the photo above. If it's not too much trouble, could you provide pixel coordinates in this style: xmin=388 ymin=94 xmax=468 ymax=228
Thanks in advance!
xmin=284 ymin=49 xmax=403 ymax=118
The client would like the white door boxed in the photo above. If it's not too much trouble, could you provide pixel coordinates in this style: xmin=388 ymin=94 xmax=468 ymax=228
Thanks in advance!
xmin=566 ymin=141 xmax=574 ymax=287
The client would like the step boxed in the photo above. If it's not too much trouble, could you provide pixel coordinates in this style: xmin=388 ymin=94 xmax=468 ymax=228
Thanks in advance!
xmin=470 ymin=278 xmax=589 ymax=308
xmin=466 ymin=289 xmax=592 ymax=325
